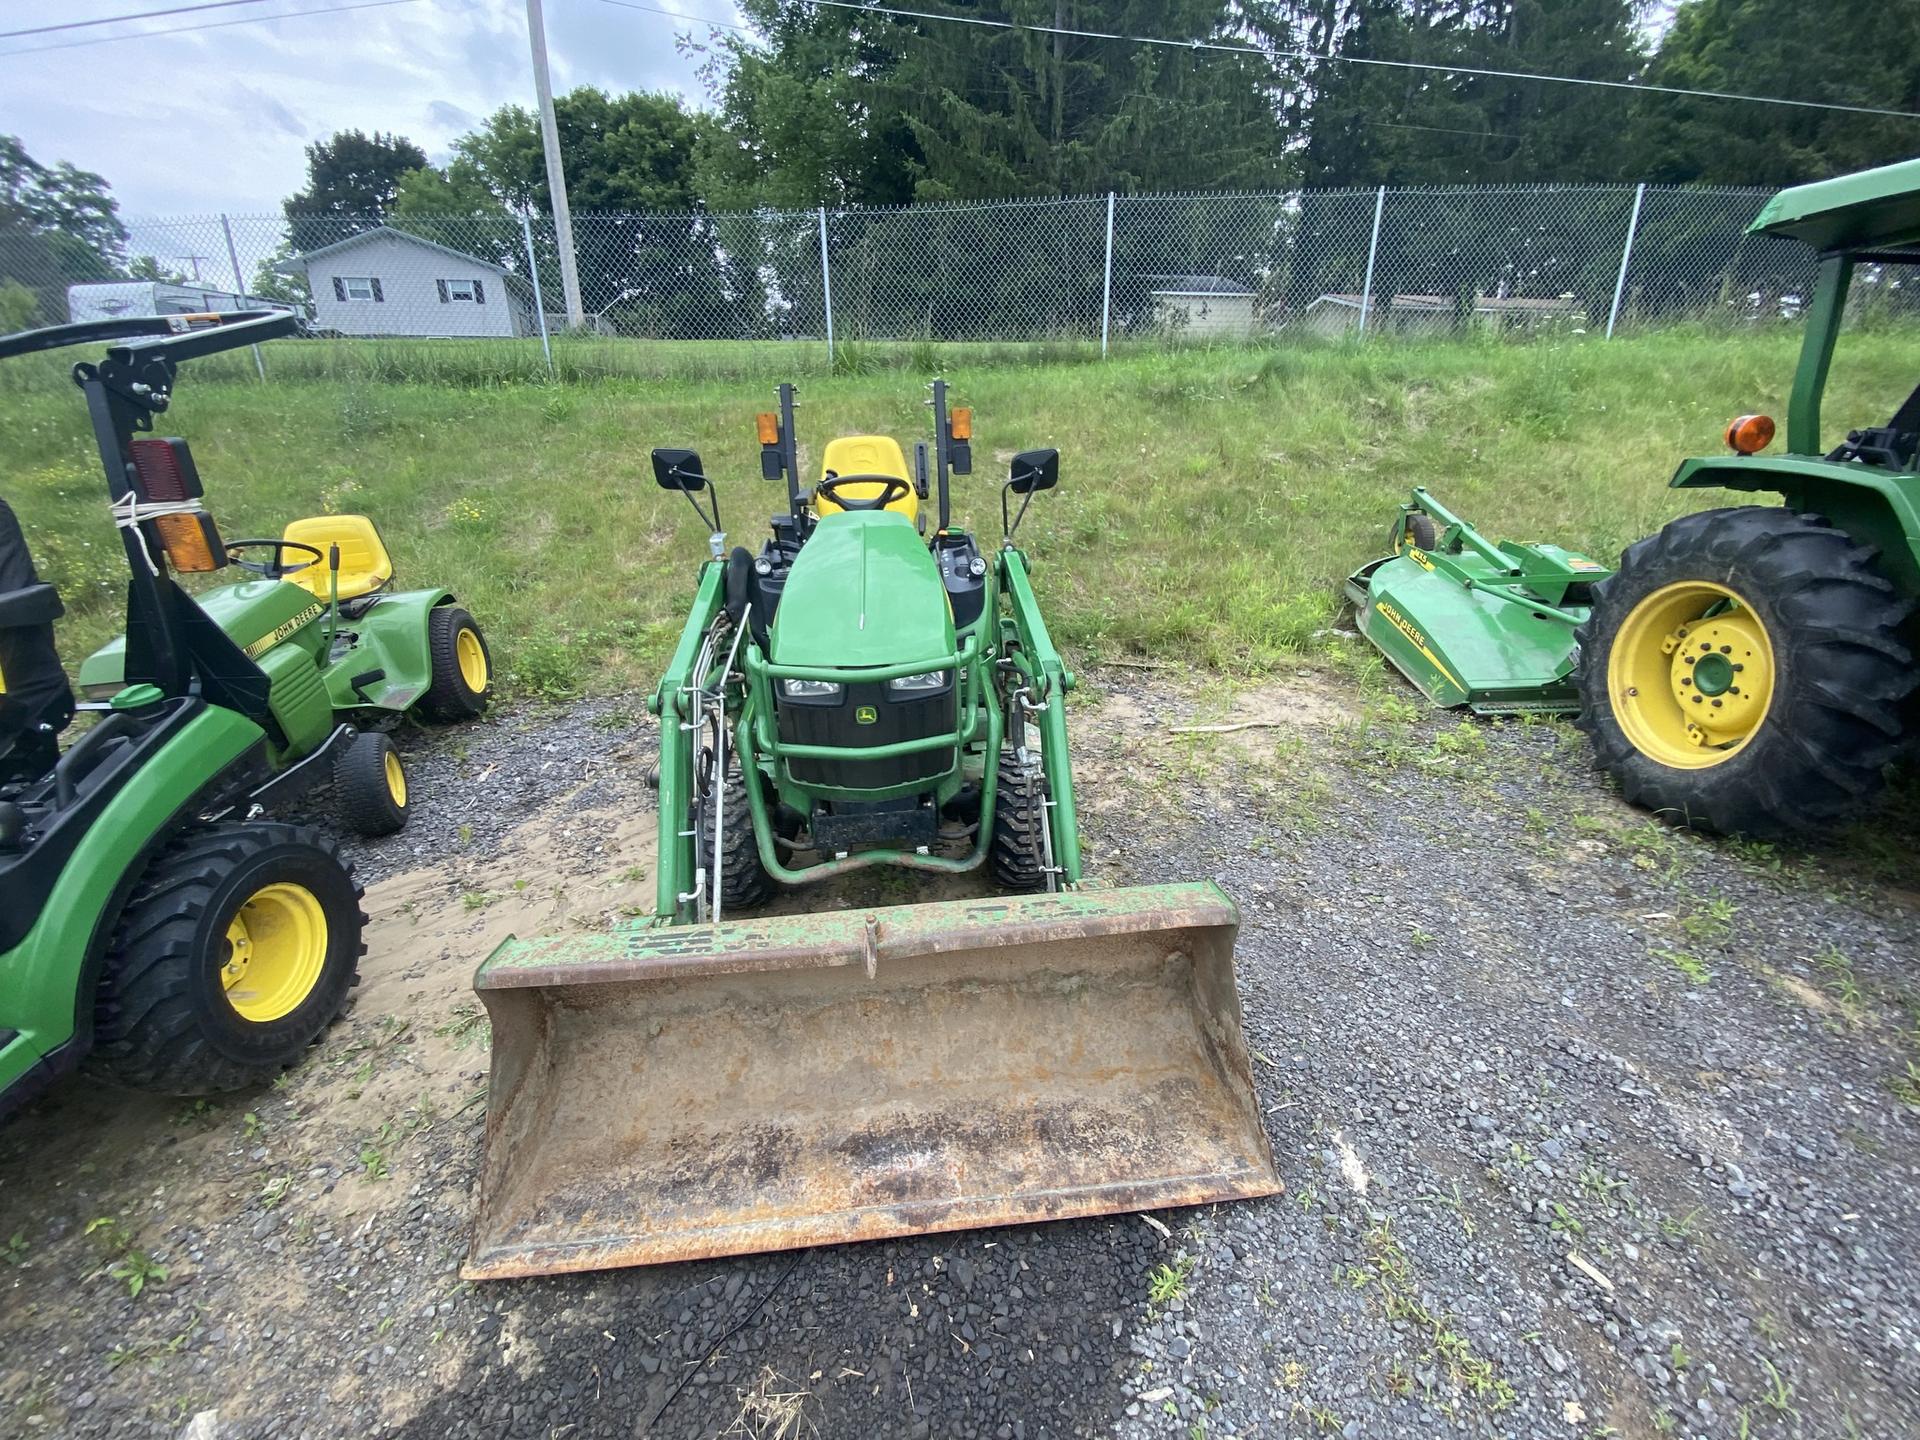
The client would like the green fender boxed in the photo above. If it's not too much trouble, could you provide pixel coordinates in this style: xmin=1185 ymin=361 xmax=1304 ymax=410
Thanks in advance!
xmin=0 ymin=704 xmax=266 ymax=1111
xmin=1669 ymin=455 xmax=1920 ymax=600
xmin=321 ymin=586 xmax=456 ymax=713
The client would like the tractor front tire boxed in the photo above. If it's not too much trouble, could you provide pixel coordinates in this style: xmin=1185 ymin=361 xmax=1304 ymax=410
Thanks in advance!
xmin=1574 ymin=506 xmax=1914 ymax=836
xmin=421 ymin=606 xmax=491 ymax=722
xmin=336 ymin=730 xmax=409 ymax=836
xmin=707 ymin=757 xmax=771 ymax=912
xmin=87 ymin=823 xmax=365 ymax=1095
xmin=990 ymin=745 xmax=1050 ymax=892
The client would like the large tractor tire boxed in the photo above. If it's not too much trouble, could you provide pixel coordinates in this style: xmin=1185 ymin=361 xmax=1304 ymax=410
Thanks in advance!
xmin=990 ymin=737 xmax=1051 ymax=892
xmin=87 ymin=823 xmax=365 ymax=1095
xmin=420 ymin=606 xmax=491 ymax=722
xmin=1574 ymin=507 xmax=1915 ymax=836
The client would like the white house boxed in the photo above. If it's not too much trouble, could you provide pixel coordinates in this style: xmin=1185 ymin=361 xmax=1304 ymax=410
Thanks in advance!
xmin=280 ymin=227 xmax=537 ymax=339
xmin=1147 ymin=275 xmax=1259 ymax=338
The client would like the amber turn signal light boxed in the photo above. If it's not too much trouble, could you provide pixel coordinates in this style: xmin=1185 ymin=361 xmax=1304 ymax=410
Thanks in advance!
xmin=1724 ymin=413 xmax=1775 ymax=455
xmin=756 ymin=412 xmax=780 ymax=445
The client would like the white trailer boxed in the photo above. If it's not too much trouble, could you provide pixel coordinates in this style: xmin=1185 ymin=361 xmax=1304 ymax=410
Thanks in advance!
xmin=66 ymin=282 xmax=294 ymax=324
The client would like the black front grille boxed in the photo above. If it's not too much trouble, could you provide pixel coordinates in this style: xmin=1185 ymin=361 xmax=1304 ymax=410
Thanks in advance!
xmin=776 ymin=680 xmax=956 ymax=790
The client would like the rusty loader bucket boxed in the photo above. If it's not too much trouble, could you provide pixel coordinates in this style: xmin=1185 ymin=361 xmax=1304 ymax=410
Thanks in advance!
xmin=464 ymin=881 xmax=1281 ymax=1280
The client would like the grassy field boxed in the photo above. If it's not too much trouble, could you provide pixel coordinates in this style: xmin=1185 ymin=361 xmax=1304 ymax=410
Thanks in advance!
xmin=5 ymin=327 xmax=1918 ymax=701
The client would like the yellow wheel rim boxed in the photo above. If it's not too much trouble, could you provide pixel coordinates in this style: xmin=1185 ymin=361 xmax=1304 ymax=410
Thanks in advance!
xmin=221 ymin=883 xmax=329 ymax=1023
xmin=384 ymin=749 xmax=408 ymax=807
xmin=1607 ymin=580 xmax=1777 ymax=770
xmin=455 ymin=627 xmax=488 ymax=692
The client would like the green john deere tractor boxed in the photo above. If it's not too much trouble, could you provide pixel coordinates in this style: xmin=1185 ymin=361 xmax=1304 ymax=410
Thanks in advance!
xmin=0 ymin=313 xmax=380 ymax=1116
xmin=1351 ymin=157 xmax=1920 ymax=835
xmin=463 ymin=382 xmax=1280 ymax=1280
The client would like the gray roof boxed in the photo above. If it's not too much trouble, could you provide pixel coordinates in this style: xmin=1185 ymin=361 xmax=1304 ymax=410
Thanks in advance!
xmin=276 ymin=225 xmax=516 ymax=277
xmin=1145 ymin=273 xmax=1255 ymax=296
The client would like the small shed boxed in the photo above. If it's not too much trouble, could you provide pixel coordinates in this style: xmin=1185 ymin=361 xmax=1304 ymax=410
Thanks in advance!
xmin=1299 ymin=292 xmax=1453 ymax=338
xmin=1147 ymin=274 xmax=1259 ymax=338
xmin=280 ymin=226 xmax=536 ymax=339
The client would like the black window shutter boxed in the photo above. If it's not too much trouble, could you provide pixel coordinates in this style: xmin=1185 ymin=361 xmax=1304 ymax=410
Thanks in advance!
xmin=436 ymin=279 xmax=448 ymax=303
xmin=370 ymin=278 xmax=384 ymax=302
xmin=473 ymin=278 xmax=485 ymax=304
xmin=332 ymin=276 xmax=346 ymax=302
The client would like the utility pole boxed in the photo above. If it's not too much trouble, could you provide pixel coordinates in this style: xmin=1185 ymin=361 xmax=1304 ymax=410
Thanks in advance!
xmin=525 ymin=0 xmax=583 ymax=328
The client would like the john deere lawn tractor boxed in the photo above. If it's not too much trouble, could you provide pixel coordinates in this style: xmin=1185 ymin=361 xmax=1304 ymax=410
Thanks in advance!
xmin=0 ymin=313 xmax=372 ymax=1116
xmin=1351 ymin=157 xmax=1920 ymax=835
xmin=464 ymin=382 xmax=1279 ymax=1280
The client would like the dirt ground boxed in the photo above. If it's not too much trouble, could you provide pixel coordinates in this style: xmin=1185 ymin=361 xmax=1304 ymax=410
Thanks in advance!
xmin=1 ymin=663 xmax=1916 ymax=1440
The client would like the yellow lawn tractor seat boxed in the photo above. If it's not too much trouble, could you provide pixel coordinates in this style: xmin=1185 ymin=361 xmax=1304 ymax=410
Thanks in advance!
xmin=813 ymin=436 xmax=918 ymax=526
xmin=280 ymin=514 xmax=395 ymax=604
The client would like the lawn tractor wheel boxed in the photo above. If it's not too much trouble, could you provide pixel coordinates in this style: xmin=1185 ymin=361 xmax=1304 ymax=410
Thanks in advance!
xmin=1403 ymin=512 xmax=1438 ymax=552
xmin=421 ymin=606 xmax=491 ymax=722
xmin=702 ymin=753 xmax=771 ymax=912
xmin=87 ymin=823 xmax=365 ymax=1095
xmin=335 ymin=730 xmax=409 ymax=836
xmin=990 ymin=741 xmax=1050 ymax=892
xmin=1575 ymin=506 xmax=1915 ymax=836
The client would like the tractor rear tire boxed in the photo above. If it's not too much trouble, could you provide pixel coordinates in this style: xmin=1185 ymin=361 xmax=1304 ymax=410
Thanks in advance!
xmin=708 ymin=757 xmax=771 ymax=912
xmin=87 ymin=823 xmax=365 ymax=1095
xmin=335 ymin=731 xmax=409 ymax=836
xmin=990 ymin=744 xmax=1050 ymax=892
xmin=420 ymin=606 xmax=491 ymax=722
xmin=1574 ymin=506 xmax=1915 ymax=836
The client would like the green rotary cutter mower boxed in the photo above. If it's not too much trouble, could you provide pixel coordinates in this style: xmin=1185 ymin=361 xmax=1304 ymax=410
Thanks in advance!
xmin=464 ymin=382 xmax=1281 ymax=1280
xmin=1349 ymin=158 xmax=1920 ymax=835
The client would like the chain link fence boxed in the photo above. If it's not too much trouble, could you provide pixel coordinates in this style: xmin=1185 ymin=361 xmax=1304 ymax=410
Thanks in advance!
xmin=4 ymin=185 xmax=1911 ymax=373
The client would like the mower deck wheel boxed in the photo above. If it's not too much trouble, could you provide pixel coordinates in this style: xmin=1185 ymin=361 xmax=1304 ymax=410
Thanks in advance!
xmin=336 ymin=730 xmax=409 ymax=836
xmin=87 ymin=822 xmax=365 ymax=1095
xmin=421 ymin=606 xmax=491 ymax=722
xmin=1575 ymin=506 xmax=1915 ymax=835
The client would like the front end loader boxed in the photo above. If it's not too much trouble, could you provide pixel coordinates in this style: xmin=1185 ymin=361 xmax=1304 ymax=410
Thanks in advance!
xmin=465 ymin=383 xmax=1280 ymax=1280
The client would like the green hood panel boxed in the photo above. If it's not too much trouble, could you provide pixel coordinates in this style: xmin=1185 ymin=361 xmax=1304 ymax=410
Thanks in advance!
xmin=771 ymin=512 xmax=954 ymax=668
xmin=79 ymin=579 xmax=324 ymax=693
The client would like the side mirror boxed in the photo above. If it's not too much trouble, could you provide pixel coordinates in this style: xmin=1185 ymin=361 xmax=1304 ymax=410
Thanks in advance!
xmin=1008 ymin=448 xmax=1059 ymax=494
xmin=652 ymin=448 xmax=708 ymax=492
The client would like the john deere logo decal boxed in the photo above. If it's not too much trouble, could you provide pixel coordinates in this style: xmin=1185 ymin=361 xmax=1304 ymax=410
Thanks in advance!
xmin=855 ymin=705 xmax=878 ymax=725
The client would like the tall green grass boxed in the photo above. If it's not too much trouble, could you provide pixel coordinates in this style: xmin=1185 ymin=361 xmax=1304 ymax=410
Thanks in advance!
xmin=5 ymin=327 xmax=1916 ymax=698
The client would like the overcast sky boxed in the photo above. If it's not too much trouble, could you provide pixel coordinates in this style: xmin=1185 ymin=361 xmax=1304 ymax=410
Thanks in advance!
xmin=1 ymin=0 xmax=741 ymax=216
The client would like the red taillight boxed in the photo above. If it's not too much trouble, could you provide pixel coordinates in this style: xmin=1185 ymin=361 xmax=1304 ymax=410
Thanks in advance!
xmin=128 ymin=438 xmax=203 ymax=501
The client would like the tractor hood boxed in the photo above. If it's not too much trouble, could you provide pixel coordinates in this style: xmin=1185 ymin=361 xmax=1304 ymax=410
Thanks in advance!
xmin=770 ymin=512 xmax=953 ymax=668
xmin=79 ymin=579 xmax=324 ymax=696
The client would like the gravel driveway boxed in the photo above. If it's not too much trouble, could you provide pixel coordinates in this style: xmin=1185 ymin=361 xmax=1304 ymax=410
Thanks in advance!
xmin=2 ymin=665 xmax=1915 ymax=1440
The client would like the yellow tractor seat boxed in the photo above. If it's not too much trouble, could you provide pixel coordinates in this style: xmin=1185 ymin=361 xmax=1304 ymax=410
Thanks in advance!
xmin=280 ymin=514 xmax=395 ymax=602
xmin=814 ymin=436 xmax=918 ymax=525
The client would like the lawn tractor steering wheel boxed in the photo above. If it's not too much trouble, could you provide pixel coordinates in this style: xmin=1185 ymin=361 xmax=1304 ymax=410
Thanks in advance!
xmin=225 ymin=538 xmax=324 ymax=580
xmin=815 ymin=474 xmax=912 ymax=513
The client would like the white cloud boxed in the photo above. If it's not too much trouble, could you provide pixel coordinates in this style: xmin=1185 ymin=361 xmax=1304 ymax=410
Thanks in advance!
xmin=0 ymin=0 xmax=735 ymax=215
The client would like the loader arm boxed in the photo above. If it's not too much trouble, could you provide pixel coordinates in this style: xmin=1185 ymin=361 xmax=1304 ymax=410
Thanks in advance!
xmin=997 ymin=548 xmax=1082 ymax=883
xmin=647 ymin=560 xmax=727 ymax=922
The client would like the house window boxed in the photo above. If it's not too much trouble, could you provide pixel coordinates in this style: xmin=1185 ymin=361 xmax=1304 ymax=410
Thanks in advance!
xmin=437 ymin=278 xmax=486 ymax=303
xmin=334 ymin=276 xmax=382 ymax=302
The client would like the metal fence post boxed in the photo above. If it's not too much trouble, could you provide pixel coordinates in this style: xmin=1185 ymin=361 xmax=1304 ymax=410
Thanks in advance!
xmin=1357 ymin=186 xmax=1386 ymax=338
xmin=1607 ymin=182 xmax=1649 ymax=339
xmin=521 ymin=210 xmax=554 ymax=375
xmin=817 ymin=206 xmax=836 ymax=365
xmin=219 ymin=214 xmax=265 ymax=380
xmin=1100 ymin=192 xmax=1116 ymax=358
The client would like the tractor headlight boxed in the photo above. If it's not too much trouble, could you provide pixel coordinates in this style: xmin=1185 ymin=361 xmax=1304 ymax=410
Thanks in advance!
xmin=781 ymin=677 xmax=843 ymax=700
xmin=968 ymin=556 xmax=987 ymax=578
xmin=887 ymin=670 xmax=949 ymax=694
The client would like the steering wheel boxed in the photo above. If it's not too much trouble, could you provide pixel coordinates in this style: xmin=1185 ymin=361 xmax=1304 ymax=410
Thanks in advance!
xmin=224 ymin=538 xmax=324 ymax=580
xmin=815 ymin=474 xmax=912 ymax=513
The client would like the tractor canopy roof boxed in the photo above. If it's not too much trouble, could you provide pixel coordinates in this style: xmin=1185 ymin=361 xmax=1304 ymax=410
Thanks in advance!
xmin=1749 ymin=157 xmax=1920 ymax=254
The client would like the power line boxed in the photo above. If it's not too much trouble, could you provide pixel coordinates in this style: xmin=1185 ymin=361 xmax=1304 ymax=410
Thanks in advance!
xmin=800 ymin=0 xmax=1920 ymax=122
xmin=0 ymin=0 xmax=422 ymax=57
xmin=596 ymin=0 xmax=757 ymax=33
xmin=1 ymin=0 xmax=282 ymax=40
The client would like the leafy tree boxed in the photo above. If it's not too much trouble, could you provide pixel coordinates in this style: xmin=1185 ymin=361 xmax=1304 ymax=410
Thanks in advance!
xmin=127 ymin=255 xmax=190 ymax=284
xmin=249 ymin=240 xmax=311 ymax=306
xmin=0 ymin=134 xmax=128 ymax=325
xmin=1630 ymin=0 xmax=1920 ymax=184
xmin=282 ymin=129 xmax=427 ymax=247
